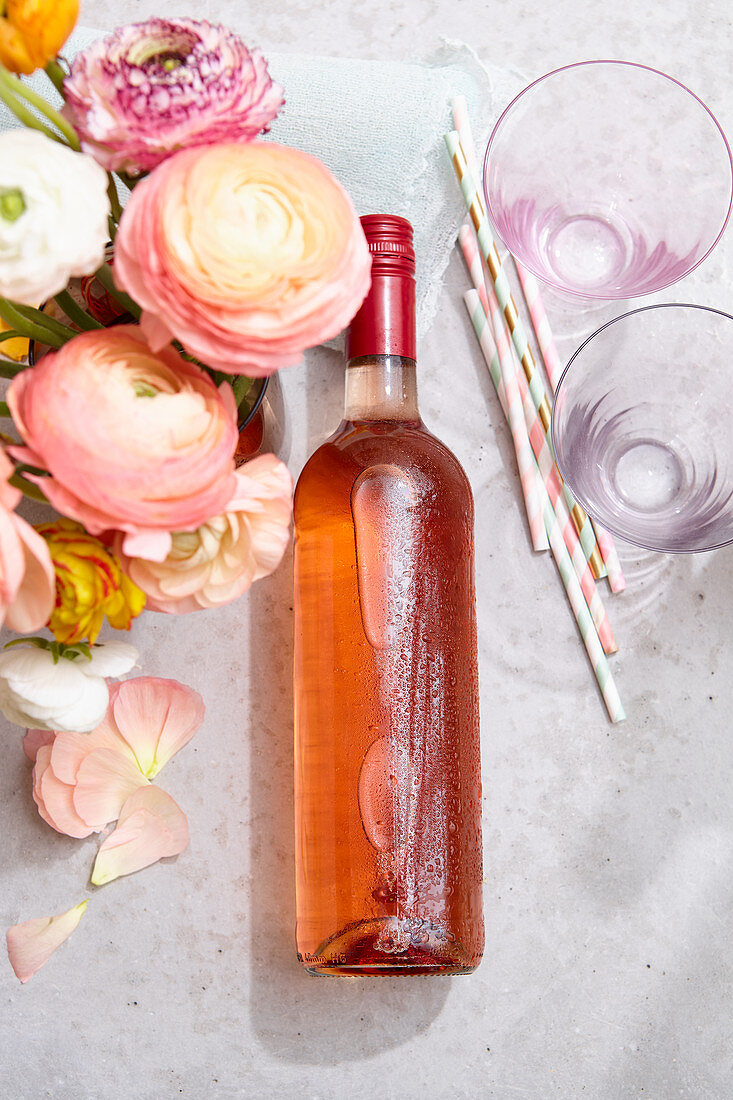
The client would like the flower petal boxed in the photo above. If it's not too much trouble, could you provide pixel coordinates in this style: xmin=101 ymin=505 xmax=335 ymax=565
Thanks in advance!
xmin=48 ymin=712 xmax=130 ymax=784
xmin=112 ymin=677 xmax=204 ymax=778
xmin=6 ymin=901 xmax=88 ymax=984
xmin=72 ymin=747 xmax=148 ymax=828
xmin=83 ymin=641 xmax=139 ymax=679
xmin=38 ymin=760 xmax=96 ymax=839
xmin=31 ymin=744 xmax=61 ymax=832
xmin=91 ymin=786 xmax=189 ymax=885
xmin=23 ymin=728 xmax=55 ymax=762
xmin=3 ymin=516 xmax=55 ymax=634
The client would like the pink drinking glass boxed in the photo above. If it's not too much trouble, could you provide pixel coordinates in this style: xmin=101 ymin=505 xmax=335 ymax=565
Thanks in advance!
xmin=551 ymin=304 xmax=733 ymax=553
xmin=483 ymin=61 xmax=733 ymax=300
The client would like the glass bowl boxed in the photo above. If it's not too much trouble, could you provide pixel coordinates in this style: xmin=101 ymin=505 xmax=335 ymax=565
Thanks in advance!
xmin=484 ymin=62 xmax=733 ymax=300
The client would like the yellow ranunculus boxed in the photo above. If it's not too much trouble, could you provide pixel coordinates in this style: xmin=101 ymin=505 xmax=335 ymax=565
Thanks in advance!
xmin=37 ymin=518 xmax=146 ymax=644
xmin=0 ymin=0 xmax=78 ymax=75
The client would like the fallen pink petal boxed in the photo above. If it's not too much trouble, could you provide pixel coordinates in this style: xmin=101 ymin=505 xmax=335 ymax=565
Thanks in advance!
xmin=111 ymin=677 xmax=205 ymax=778
xmin=22 ymin=728 xmax=55 ymax=763
xmin=91 ymin=786 xmax=189 ymax=885
xmin=36 ymin=744 xmax=96 ymax=839
xmin=72 ymin=747 xmax=149 ymax=828
xmin=6 ymin=900 xmax=88 ymax=984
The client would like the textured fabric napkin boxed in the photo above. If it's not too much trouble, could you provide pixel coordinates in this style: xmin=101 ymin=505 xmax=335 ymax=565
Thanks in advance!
xmin=0 ymin=27 xmax=521 ymax=335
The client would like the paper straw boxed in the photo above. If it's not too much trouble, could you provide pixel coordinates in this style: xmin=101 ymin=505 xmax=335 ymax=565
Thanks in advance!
xmin=451 ymin=94 xmax=479 ymax=175
xmin=463 ymin=289 xmax=625 ymax=723
xmin=458 ymin=224 xmax=528 ymax=399
xmin=457 ymin=230 xmax=548 ymax=552
xmin=444 ymin=130 xmax=606 ymax=582
xmin=590 ymin=523 xmax=626 ymax=593
xmin=513 ymin=258 xmax=626 ymax=593
xmin=513 ymin=259 xmax=563 ymax=391
xmin=481 ymin=279 xmax=617 ymax=655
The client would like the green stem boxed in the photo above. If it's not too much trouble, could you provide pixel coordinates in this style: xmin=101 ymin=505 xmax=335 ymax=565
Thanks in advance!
xmin=0 ymin=72 xmax=63 ymax=144
xmin=7 ymin=300 xmax=78 ymax=341
xmin=0 ymin=330 xmax=25 ymax=343
xmin=0 ymin=401 xmax=10 ymax=417
xmin=44 ymin=58 xmax=67 ymax=96
xmin=0 ymin=358 xmax=27 ymax=378
xmin=0 ymin=67 xmax=80 ymax=149
xmin=8 ymin=472 xmax=49 ymax=504
xmin=106 ymin=174 xmax=123 ymax=242
xmin=93 ymin=263 xmax=141 ymax=320
xmin=53 ymin=290 xmax=104 ymax=331
xmin=0 ymin=299 xmax=67 ymax=348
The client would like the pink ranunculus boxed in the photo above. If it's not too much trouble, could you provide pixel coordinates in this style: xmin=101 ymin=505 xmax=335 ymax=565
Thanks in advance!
xmin=62 ymin=18 xmax=284 ymax=176
xmin=0 ymin=447 xmax=54 ymax=633
xmin=113 ymin=142 xmax=372 ymax=376
xmin=7 ymin=326 xmax=239 ymax=562
xmin=114 ymin=454 xmax=293 ymax=613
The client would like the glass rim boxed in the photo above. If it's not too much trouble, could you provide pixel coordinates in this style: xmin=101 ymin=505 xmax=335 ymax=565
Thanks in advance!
xmin=483 ymin=60 xmax=733 ymax=301
xmin=551 ymin=301 xmax=733 ymax=554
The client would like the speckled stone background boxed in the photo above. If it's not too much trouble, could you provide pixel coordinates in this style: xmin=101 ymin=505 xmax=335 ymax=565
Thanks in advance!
xmin=1 ymin=1 xmax=733 ymax=1097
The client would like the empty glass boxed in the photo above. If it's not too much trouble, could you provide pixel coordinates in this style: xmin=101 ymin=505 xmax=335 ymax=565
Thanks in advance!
xmin=483 ymin=62 xmax=733 ymax=300
xmin=551 ymin=304 xmax=733 ymax=553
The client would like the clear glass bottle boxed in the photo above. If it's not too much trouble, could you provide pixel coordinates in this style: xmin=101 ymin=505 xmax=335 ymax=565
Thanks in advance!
xmin=293 ymin=215 xmax=483 ymax=975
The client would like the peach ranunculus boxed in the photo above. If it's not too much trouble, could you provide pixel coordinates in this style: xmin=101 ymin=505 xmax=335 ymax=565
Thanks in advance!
xmin=0 ymin=446 xmax=55 ymax=633
xmin=7 ymin=326 xmax=239 ymax=563
xmin=114 ymin=454 xmax=292 ymax=613
xmin=113 ymin=142 xmax=372 ymax=376
xmin=0 ymin=0 xmax=78 ymax=75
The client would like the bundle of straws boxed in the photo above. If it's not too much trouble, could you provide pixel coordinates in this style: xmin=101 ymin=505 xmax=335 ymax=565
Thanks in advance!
xmin=445 ymin=97 xmax=626 ymax=723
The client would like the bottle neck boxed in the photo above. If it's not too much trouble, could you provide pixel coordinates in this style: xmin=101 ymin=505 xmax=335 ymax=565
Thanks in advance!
xmin=344 ymin=354 xmax=420 ymax=422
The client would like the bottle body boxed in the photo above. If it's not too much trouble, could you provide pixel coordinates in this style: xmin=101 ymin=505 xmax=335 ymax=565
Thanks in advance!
xmin=293 ymin=379 xmax=484 ymax=975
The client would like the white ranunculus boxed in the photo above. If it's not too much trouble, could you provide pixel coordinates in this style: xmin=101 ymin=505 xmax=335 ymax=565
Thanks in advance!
xmin=0 ymin=129 xmax=110 ymax=306
xmin=0 ymin=641 xmax=138 ymax=732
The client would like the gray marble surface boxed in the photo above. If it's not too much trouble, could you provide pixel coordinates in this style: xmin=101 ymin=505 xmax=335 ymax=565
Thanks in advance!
xmin=1 ymin=1 xmax=733 ymax=1097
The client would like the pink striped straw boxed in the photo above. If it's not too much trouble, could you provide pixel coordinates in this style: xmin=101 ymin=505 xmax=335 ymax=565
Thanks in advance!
xmin=457 ymin=228 xmax=547 ymax=551
xmin=458 ymin=225 xmax=529 ymax=403
xmin=513 ymin=260 xmax=563 ymax=391
xmin=484 ymin=282 xmax=618 ymax=656
xmin=464 ymin=290 xmax=624 ymax=723
xmin=513 ymin=259 xmax=626 ymax=593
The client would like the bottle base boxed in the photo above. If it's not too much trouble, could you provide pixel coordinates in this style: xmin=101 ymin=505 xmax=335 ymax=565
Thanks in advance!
xmin=297 ymin=916 xmax=482 ymax=977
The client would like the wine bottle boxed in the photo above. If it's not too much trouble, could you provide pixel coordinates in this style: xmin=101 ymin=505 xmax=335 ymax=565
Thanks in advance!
xmin=293 ymin=214 xmax=484 ymax=976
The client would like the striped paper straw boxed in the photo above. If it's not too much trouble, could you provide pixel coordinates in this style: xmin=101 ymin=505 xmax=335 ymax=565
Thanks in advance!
xmin=464 ymin=289 xmax=625 ymax=723
xmin=456 ymin=229 xmax=548 ymax=552
xmin=451 ymin=94 xmax=479 ymax=174
xmin=514 ymin=259 xmax=626 ymax=593
xmin=459 ymin=224 xmax=528 ymax=400
xmin=444 ymin=129 xmax=606 ymax=582
xmin=513 ymin=259 xmax=563 ymax=391
xmin=482 ymin=279 xmax=617 ymax=655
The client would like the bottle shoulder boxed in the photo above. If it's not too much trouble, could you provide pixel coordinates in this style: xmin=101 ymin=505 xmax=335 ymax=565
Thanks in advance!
xmin=294 ymin=419 xmax=474 ymax=517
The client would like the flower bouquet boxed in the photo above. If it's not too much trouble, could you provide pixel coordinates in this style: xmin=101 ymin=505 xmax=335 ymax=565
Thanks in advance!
xmin=0 ymin=5 xmax=371 ymax=979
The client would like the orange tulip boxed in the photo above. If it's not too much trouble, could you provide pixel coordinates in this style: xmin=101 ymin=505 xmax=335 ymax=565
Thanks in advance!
xmin=0 ymin=0 xmax=78 ymax=75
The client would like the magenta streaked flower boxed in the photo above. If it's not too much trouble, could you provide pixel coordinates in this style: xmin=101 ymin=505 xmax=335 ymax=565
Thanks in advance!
xmin=62 ymin=18 xmax=285 ymax=176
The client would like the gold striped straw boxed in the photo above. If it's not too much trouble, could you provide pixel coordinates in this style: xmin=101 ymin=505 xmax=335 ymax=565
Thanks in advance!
xmin=444 ymin=129 xmax=606 ymax=581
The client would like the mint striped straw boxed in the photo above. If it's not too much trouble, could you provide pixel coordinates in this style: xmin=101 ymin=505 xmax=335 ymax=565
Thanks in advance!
xmin=458 ymin=224 xmax=617 ymax=651
xmin=480 ymin=268 xmax=617 ymax=655
xmin=463 ymin=289 xmax=625 ymax=723
xmin=514 ymin=259 xmax=626 ymax=593
xmin=444 ymin=130 xmax=606 ymax=582
xmin=456 ymin=227 xmax=547 ymax=551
